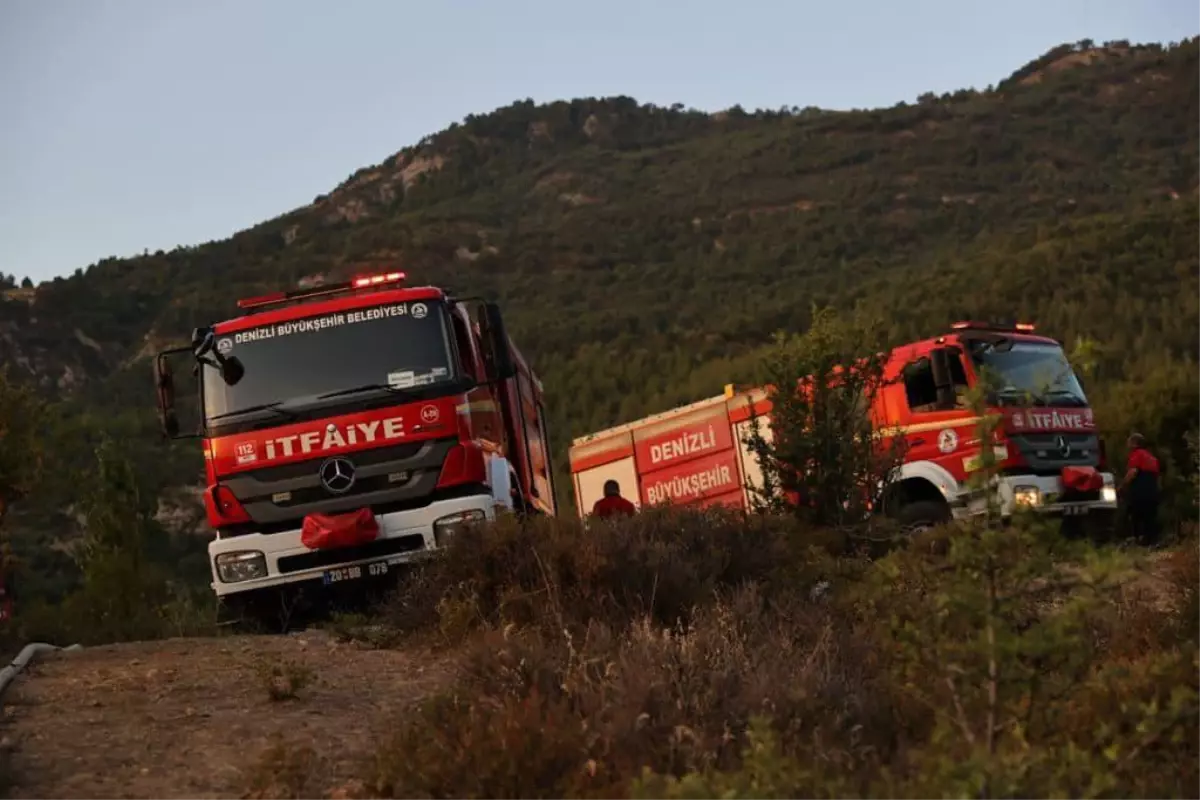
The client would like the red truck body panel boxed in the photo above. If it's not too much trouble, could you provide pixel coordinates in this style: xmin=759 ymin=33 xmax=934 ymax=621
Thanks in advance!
xmin=569 ymin=388 xmax=771 ymax=515
xmin=205 ymin=396 xmax=459 ymax=476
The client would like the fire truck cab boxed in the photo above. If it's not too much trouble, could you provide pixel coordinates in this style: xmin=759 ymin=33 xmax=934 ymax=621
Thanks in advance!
xmin=875 ymin=320 xmax=1118 ymax=528
xmin=153 ymin=271 xmax=557 ymax=625
xmin=569 ymin=321 xmax=1118 ymax=530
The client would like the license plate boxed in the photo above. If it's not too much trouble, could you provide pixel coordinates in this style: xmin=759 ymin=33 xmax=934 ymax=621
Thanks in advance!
xmin=322 ymin=557 xmax=403 ymax=585
xmin=1061 ymin=504 xmax=1088 ymax=516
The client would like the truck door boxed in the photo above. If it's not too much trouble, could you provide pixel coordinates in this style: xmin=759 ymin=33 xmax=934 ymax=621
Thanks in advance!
xmin=899 ymin=353 xmax=974 ymax=470
xmin=531 ymin=399 xmax=557 ymax=513
xmin=513 ymin=370 xmax=556 ymax=512
xmin=451 ymin=309 xmax=503 ymax=445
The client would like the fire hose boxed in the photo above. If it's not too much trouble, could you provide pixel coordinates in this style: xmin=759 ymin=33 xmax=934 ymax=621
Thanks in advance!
xmin=0 ymin=643 xmax=82 ymax=700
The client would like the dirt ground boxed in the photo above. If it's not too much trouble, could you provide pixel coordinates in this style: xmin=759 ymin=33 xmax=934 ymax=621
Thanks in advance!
xmin=0 ymin=630 xmax=456 ymax=799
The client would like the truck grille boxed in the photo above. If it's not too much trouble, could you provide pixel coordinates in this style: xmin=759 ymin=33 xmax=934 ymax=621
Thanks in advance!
xmin=243 ymin=442 xmax=425 ymax=482
xmin=219 ymin=438 xmax=459 ymax=529
xmin=1006 ymin=433 xmax=1099 ymax=475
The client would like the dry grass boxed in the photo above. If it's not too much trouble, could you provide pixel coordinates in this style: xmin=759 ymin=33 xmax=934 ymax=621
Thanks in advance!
xmin=255 ymin=656 xmax=315 ymax=702
xmin=3 ymin=508 xmax=1194 ymax=798
xmin=356 ymin=509 xmax=1198 ymax=798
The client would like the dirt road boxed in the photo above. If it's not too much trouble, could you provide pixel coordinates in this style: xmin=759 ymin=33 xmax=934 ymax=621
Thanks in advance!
xmin=0 ymin=631 xmax=455 ymax=799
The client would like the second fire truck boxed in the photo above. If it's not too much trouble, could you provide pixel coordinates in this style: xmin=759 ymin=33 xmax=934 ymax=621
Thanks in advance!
xmin=569 ymin=321 xmax=1118 ymax=529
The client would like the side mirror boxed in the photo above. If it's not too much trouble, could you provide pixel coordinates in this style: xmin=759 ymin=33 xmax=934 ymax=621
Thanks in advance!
xmin=929 ymin=348 xmax=957 ymax=409
xmin=191 ymin=325 xmax=243 ymax=386
xmin=154 ymin=350 xmax=183 ymax=438
xmin=216 ymin=353 xmax=245 ymax=386
xmin=155 ymin=344 xmax=205 ymax=440
xmin=192 ymin=326 xmax=215 ymax=358
xmin=478 ymin=302 xmax=517 ymax=382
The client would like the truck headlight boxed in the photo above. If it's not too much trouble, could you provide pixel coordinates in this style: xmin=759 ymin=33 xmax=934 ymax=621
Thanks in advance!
xmin=433 ymin=509 xmax=486 ymax=547
xmin=1101 ymin=486 xmax=1117 ymax=504
xmin=1013 ymin=486 xmax=1042 ymax=507
xmin=215 ymin=551 xmax=267 ymax=583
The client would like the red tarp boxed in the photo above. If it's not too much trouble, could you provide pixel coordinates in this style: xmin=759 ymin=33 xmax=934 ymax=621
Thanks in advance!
xmin=1061 ymin=465 xmax=1104 ymax=493
xmin=300 ymin=507 xmax=380 ymax=550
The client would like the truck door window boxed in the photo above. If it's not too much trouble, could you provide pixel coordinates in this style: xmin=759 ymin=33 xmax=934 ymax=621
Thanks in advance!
xmin=523 ymin=381 xmax=554 ymax=500
xmin=903 ymin=356 xmax=968 ymax=413
xmin=450 ymin=311 xmax=482 ymax=382
xmin=535 ymin=399 xmax=556 ymax=503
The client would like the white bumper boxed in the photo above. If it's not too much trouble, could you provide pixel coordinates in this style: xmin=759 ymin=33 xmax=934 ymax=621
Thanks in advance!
xmin=208 ymin=494 xmax=495 ymax=598
xmin=957 ymin=471 xmax=1118 ymax=519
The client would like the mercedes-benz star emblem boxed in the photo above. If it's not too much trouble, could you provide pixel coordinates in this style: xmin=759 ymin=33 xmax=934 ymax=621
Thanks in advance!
xmin=319 ymin=457 xmax=357 ymax=494
xmin=1055 ymin=435 xmax=1072 ymax=459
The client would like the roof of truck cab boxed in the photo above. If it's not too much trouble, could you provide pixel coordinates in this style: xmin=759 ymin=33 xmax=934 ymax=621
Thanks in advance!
xmin=213 ymin=285 xmax=447 ymax=334
xmin=906 ymin=330 xmax=1062 ymax=354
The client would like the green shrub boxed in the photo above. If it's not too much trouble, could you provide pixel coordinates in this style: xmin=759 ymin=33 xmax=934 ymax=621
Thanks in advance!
xmin=3 ymin=437 xmax=217 ymax=649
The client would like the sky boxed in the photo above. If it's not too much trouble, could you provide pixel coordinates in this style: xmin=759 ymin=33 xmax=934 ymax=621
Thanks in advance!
xmin=1 ymin=0 xmax=1196 ymax=284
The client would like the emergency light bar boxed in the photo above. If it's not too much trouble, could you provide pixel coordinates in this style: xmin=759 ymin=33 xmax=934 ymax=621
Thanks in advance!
xmin=236 ymin=271 xmax=407 ymax=312
xmin=950 ymin=320 xmax=1037 ymax=333
xmin=353 ymin=271 xmax=405 ymax=288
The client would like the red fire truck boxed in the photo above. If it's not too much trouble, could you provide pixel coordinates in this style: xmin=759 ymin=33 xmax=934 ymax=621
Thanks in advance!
xmin=153 ymin=271 xmax=557 ymax=624
xmin=569 ymin=321 xmax=1118 ymax=529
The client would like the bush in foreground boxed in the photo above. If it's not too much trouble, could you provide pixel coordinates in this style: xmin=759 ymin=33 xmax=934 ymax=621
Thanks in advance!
xmin=360 ymin=508 xmax=1198 ymax=799
xmin=384 ymin=506 xmax=853 ymax=642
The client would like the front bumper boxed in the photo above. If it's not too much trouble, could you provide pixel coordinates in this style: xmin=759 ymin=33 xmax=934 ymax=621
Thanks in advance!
xmin=957 ymin=472 xmax=1117 ymax=519
xmin=207 ymin=494 xmax=495 ymax=597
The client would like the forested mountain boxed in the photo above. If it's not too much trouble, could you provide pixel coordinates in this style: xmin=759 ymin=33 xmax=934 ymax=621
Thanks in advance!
xmin=1 ymin=37 xmax=1197 ymax=601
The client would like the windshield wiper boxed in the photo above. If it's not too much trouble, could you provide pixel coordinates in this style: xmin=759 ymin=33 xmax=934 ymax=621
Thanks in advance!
xmin=1039 ymin=389 xmax=1088 ymax=407
xmin=995 ymin=386 xmax=1031 ymax=400
xmin=316 ymin=383 xmax=419 ymax=401
xmin=208 ymin=401 xmax=298 ymax=422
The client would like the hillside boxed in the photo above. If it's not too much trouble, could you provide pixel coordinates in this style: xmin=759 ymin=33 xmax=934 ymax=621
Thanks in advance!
xmin=0 ymin=37 xmax=1198 ymax=602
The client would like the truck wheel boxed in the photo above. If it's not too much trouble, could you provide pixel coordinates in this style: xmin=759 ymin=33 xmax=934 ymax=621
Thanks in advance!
xmin=217 ymin=593 xmax=295 ymax=635
xmin=1080 ymin=507 xmax=1118 ymax=544
xmin=895 ymin=500 xmax=951 ymax=535
xmin=217 ymin=597 xmax=259 ymax=632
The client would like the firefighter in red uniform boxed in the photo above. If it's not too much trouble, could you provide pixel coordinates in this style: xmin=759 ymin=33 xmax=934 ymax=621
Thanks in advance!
xmin=1120 ymin=433 xmax=1161 ymax=547
xmin=591 ymin=479 xmax=637 ymax=518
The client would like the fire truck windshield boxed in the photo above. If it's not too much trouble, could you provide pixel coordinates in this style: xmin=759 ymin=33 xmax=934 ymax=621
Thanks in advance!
xmin=203 ymin=299 xmax=457 ymax=424
xmin=967 ymin=339 xmax=1089 ymax=407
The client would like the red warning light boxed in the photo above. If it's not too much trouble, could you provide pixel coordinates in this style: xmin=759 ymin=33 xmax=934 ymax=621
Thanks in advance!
xmin=352 ymin=271 xmax=406 ymax=288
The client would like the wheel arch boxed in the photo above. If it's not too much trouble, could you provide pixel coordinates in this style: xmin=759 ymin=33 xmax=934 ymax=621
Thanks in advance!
xmin=879 ymin=460 xmax=960 ymax=516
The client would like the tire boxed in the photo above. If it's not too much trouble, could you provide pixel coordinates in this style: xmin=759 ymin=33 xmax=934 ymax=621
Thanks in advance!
xmin=217 ymin=597 xmax=258 ymax=633
xmin=1079 ymin=507 xmax=1118 ymax=545
xmin=895 ymin=500 xmax=952 ymax=535
xmin=217 ymin=590 xmax=297 ymax=635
